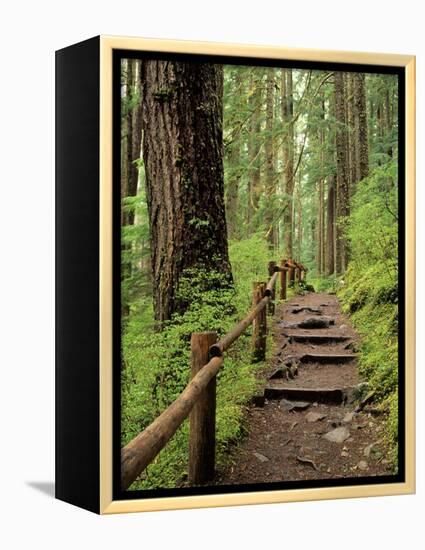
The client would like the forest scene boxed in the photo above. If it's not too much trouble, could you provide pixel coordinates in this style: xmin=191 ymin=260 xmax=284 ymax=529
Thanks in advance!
xmin=119 ymin=57 xmax=399 ymax=492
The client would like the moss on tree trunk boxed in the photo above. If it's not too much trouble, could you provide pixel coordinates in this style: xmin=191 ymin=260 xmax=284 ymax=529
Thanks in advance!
xmin=140 ymin=60 xmax=233 ymax=325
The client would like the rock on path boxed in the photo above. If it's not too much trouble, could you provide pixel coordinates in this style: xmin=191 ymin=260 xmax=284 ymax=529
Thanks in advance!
xmin=215 ymin=292 xmax=392 ymax=486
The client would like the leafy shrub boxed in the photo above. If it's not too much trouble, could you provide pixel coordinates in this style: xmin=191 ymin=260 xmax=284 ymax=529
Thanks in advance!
xmin=339 ymin=160 xmax=399 ymax=460
xmin=122 ymin=234 xmax=273 ymax=489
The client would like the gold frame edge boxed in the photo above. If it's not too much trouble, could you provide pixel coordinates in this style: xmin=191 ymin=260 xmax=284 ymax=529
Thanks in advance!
xmin=99 ymin=36 xmax=416 ymax=515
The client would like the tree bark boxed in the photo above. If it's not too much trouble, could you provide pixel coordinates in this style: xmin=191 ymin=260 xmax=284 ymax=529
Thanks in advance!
xmin=265 ymin=68 xmax=276 ymax=249
xmin=140 ymin=60 xmax=233 ymax=325
xmin=346 ymin=73 xmax=357 ymax=192
xmin=334 ymin=72 xmax=350 ymax=273
xmin=120 ymin=59 xmax=130 ymax=228
xmin=225 ymin=139 xmax=240 ymax=239
xmin=248 ymin=73 xmax=262 ymax=229
xmin=121 ymin=59 xmax=143 ymax=227
xmin=281 ymin=68 xmax=295 ymax=259
xmin=296 ymin=175 xmax=302 ymax=261
xmin=317 ymin=179 xmax=324 ymax=275
xmin=353 ymin=73 xmax=369 ymax=181
xmin=120 ymin=59 xmax=143 ymax=318
xmin=326 ymin=175 xmax=336 ymax=275
xmin=225 ymin=70 xmax=242 ymax=239
xmin=317 ymin=97 xmax=325 ymax=276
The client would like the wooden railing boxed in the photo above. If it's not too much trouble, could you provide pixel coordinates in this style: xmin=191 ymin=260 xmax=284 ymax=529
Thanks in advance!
xmin=121 ymin=258 xmax=308 ymax=490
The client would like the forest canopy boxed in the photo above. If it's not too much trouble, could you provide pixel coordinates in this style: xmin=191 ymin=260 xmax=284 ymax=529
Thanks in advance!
xmin=120 ymin=58 xmax=399 ymax=489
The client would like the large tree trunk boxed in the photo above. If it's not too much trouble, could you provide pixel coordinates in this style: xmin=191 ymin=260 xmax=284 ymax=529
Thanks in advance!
xmin=121 ymin=59 xmax=143 ymax=227
xmin=140 ymin=60 xmax=233 ymax=325
xmin=316 ymin=179 xmax=324 ymax=275
xmin=326 ymin=175 xmax=336 ymax=275
xmin=334 ymin=72 xmax=350 ymax=273
xmin=225 ymin=71 xmax=242 ymax=239
xmin=384 ymin=83 xmax=393 ymax=158
xmin=282 ymin=68 xmax=295 ymax=259
xmin=247 ymin=73 xmax=262 ymax=230
xmin=225 ymin=138 xmax=240 ymax=239
xmin=121 ymin=59 xmax=143 ymax=317
xmin=317 ymin=97 xmax=325 ymax=275
xmin=346 ymin=73 xmax=357 ymax=192
xmin=127 ymin=60 xmax=143 ymax=225
xmin=265 ymin=68 xmax=276 ymax=250
xmin=120 ymin=59 xmax=130 ymax=228
xmin=353 ymin=73 xmax=369 ymax=181
xmin=376 ymin=87 xmax=386 ymax=166
xmin=296 ymin=174 xmax=302 ymax=260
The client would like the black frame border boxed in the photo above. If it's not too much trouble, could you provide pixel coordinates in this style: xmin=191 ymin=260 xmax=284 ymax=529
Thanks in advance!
xmin=112 ymin=49 xmax=406 ymax=502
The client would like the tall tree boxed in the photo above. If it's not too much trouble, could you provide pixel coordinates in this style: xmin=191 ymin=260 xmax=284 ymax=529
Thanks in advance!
xmin=281 ymin=68 xmax=295 ymax=259
xmin=140 ymin=60 xmax=233 ymax=325
xmin=264 ymin=68 xmax=276 ymax=249
xmin=247 ymin=72 xmax=262 ymax=230
xmin=120 ymin=59 xmax=130 ymax=227
xmin=295 ymin=172 xmax=303 ymax=261
xmin=120 ymin=59 xmax=144 ymax=317
xmin=353 ymin=73 xmax=369 ymax=181
xmin=121 ymin=59 xmax=143 ymax=227
xmin=316 ymin=97 xmax=326 ymax=275
xmin=224 ymin=70 xmax=243 ymax=239
xmin=225 ymin=140 xmax=240 ymax=239
xmin=334 ymin=72 xmax=350 ymax=273
xmin=326 ymin=174 xmax=336 ymax=275
xmin=346 ymin=73 xmax=357 ymax=191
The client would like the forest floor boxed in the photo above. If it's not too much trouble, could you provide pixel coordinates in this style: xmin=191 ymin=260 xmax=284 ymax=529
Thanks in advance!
xmin=215 ymin=291 xmax=393 ymax=485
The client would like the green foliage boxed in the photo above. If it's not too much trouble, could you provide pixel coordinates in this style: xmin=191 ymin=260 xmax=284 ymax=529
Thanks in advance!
xmin=338 ymin=162 xmax=399 ymax=462
xmin=120 ymin=60 xmax=401 ymax=485
xmin=228 ymin=234 xmax=274 ymax=311
xmin=122 ymin=235 xmax=272 ymax=490
xmin=367 ymin=74 xmax=399 ymax=170
xmin=307 ymin=275 xmax=339 ymax=293
xmin=386 ymin=391 xmax=399 ymax=465
xmin=348 ymin=161 xmax=398 ymax=269
xmin=121 ymin=189 xmax=150 ymax=312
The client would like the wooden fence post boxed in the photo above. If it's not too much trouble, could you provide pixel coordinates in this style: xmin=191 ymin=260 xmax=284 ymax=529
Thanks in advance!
xmin=296 ymin=266 xmax=302 ymax=285
xmin=280 ymin=259 xmax=287 ymax=300
xmin=268 ymin=261 xmax=276 ymax=315
xmin=288 ymin=259 xmax=295 ymax=287
xmin=252 ymin=282 xmax=267 ymax=362
xmin=189 ymin=332 xmax=217 ymax=485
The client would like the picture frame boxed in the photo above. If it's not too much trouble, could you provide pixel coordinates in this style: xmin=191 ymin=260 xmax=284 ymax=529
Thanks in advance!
xmin=56 ymin=35 xmax=415 ymax=514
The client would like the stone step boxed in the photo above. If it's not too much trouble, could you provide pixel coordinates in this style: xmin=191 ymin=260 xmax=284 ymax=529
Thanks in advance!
xmin=264 ymin=385 xmax=345 ymax=404
xmin=290 ymin=306 xmax=323 ymax=315
xmin=279 ymin=316 xmax=335 ymax=330
xmin=300 ymin=353 xmax=357 ymax=364
xmin=285 ymin=333 xmax=351 ymax=344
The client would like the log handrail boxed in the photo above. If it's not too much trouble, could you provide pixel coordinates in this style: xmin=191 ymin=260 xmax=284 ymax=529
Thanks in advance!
xmin=209 ymin=294 xmax=270 ymax=357
xmin=273 ymin=262 xmax=307 ymax=274
xmin=120 ymin=257 xmax=307 ymax=490
xmin=121 ymin=355 xmax=224 ymax=491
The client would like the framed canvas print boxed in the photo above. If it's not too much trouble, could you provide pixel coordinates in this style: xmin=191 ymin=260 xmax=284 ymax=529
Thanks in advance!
xmin=55 ymin=36 xmax=415 ymax=514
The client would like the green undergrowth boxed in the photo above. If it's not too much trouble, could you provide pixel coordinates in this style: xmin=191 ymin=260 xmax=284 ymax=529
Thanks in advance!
xmin=122 ymin=234 xmax=276 ymax=490
xmin=339 ymin=263 xmax=398 ymax=466
xmin=338 ymin=161 xmax=399 ymax=468
xmin=304 ymin=275 xmax=339 ymax=294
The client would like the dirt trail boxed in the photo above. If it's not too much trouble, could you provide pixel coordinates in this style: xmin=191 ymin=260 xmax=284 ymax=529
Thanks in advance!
xmin=216 ymin=292 xmax=392 ymax=485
